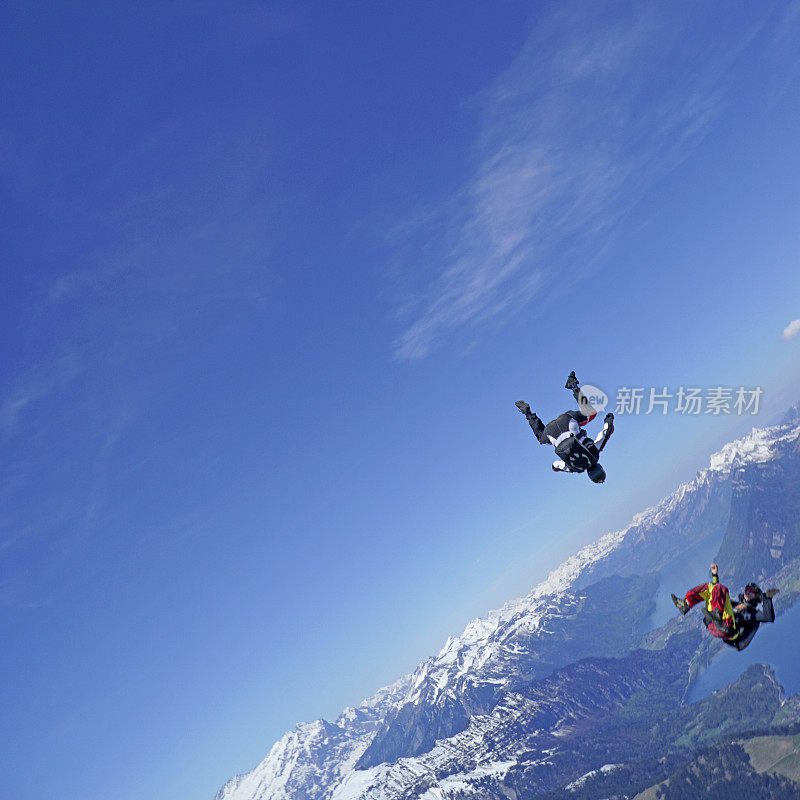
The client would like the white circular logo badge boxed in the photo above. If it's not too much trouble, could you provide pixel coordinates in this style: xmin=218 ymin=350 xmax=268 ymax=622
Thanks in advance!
xmin=577 ymin=384 xmax=608 ymax=415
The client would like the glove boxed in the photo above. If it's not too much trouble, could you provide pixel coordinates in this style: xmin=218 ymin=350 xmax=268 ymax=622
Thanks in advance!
xmin=765 ymin=588 xmax=780 ymax=599
xmin=565 ymin=371 xmax=579 ymax=391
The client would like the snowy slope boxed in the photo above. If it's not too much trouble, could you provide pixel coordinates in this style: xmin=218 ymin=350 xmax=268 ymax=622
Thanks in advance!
xmin=333 ymin=637 xmax=702 ymax=800
xmin=214 ymin=680 xmax=410 ymax=800
xmin=213 ymin=411 xmax=800 ymax=800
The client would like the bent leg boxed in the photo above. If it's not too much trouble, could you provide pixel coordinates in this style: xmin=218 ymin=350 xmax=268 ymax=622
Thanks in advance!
xmin=516 ymin=402 xmax=550 ymax=444
xmin=528 ymin=413 xmax=550 ymax=444
xmin=732 ymin=624 xmax=759 ymax=651
xmin=704 ymin=618 xmax=735 ymax=641
xmin=572 ymin=387 xmax=597 ymax=424
xmin=565 ymin=373 xmax=598 ymax=423
xmin=685 ymin=583 xmax=709 ymax=609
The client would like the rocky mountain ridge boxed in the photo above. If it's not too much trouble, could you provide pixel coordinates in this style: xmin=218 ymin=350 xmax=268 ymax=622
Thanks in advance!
xmin=214 ymin=407 xmax=800 ymax=800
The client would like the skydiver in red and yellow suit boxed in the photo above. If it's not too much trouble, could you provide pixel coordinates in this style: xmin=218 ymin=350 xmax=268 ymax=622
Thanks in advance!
xmin=671 ymin=563 xmax=737 ymax=640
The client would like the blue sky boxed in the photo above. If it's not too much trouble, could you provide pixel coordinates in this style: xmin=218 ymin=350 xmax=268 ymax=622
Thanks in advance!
xmin=2 ymin=2 xmax=800 ymax=799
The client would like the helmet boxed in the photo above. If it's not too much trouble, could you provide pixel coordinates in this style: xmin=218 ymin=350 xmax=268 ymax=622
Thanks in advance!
xmin=587 ymin=463 xmax=606 ymax=484
xmin=744 ymin=582 xmax=762 ymax=602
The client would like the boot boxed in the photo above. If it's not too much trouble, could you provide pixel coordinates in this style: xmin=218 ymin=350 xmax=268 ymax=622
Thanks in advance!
xmin=671 ymin=593 xmax=690 ymax=615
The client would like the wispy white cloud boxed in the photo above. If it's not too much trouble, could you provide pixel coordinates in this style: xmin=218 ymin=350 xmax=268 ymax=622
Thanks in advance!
xmin=0 ymin=354 xmax=82 ymax=435
xmin=782 ymin=318 xmax=800 ymax=341
xmin=393 ymin=2 xmax=773 ymax=360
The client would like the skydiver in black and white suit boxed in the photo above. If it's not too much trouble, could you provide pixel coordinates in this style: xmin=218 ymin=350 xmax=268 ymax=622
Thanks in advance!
xmin=516 ymin=371 xmax=614 ymax=484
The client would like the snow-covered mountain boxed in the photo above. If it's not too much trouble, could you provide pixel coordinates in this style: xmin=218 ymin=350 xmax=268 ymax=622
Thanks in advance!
xmin=214 ymin=680 xmax=411 ymax=800
xmin=214 ymin=408 xmax=800 ymax=800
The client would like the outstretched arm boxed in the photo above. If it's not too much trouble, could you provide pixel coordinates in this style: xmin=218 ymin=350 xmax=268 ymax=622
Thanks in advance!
xmin=594 ymin=413 xmax=614 ymax=452
xmin=756 ymin=594 xmax=775 ymax=623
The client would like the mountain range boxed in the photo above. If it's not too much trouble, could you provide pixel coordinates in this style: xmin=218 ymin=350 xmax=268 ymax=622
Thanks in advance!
xmin=214 ymin=405 xmax=800 ymax=800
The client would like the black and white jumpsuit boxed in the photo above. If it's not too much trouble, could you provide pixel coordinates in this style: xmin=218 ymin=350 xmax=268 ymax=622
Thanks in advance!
xmin=727 ymin=594 xmax=775 ymax=651
xmin=526 ymin=387 xmax=613 ymax=473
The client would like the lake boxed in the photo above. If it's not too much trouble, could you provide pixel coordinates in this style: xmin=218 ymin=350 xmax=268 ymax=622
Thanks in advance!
xmin=687 ymin=599 xmax=800 ymax=703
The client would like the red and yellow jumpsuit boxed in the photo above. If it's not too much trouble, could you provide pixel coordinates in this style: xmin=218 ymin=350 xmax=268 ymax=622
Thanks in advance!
xmin=684 ymin=577 xmax=737 ymax=640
